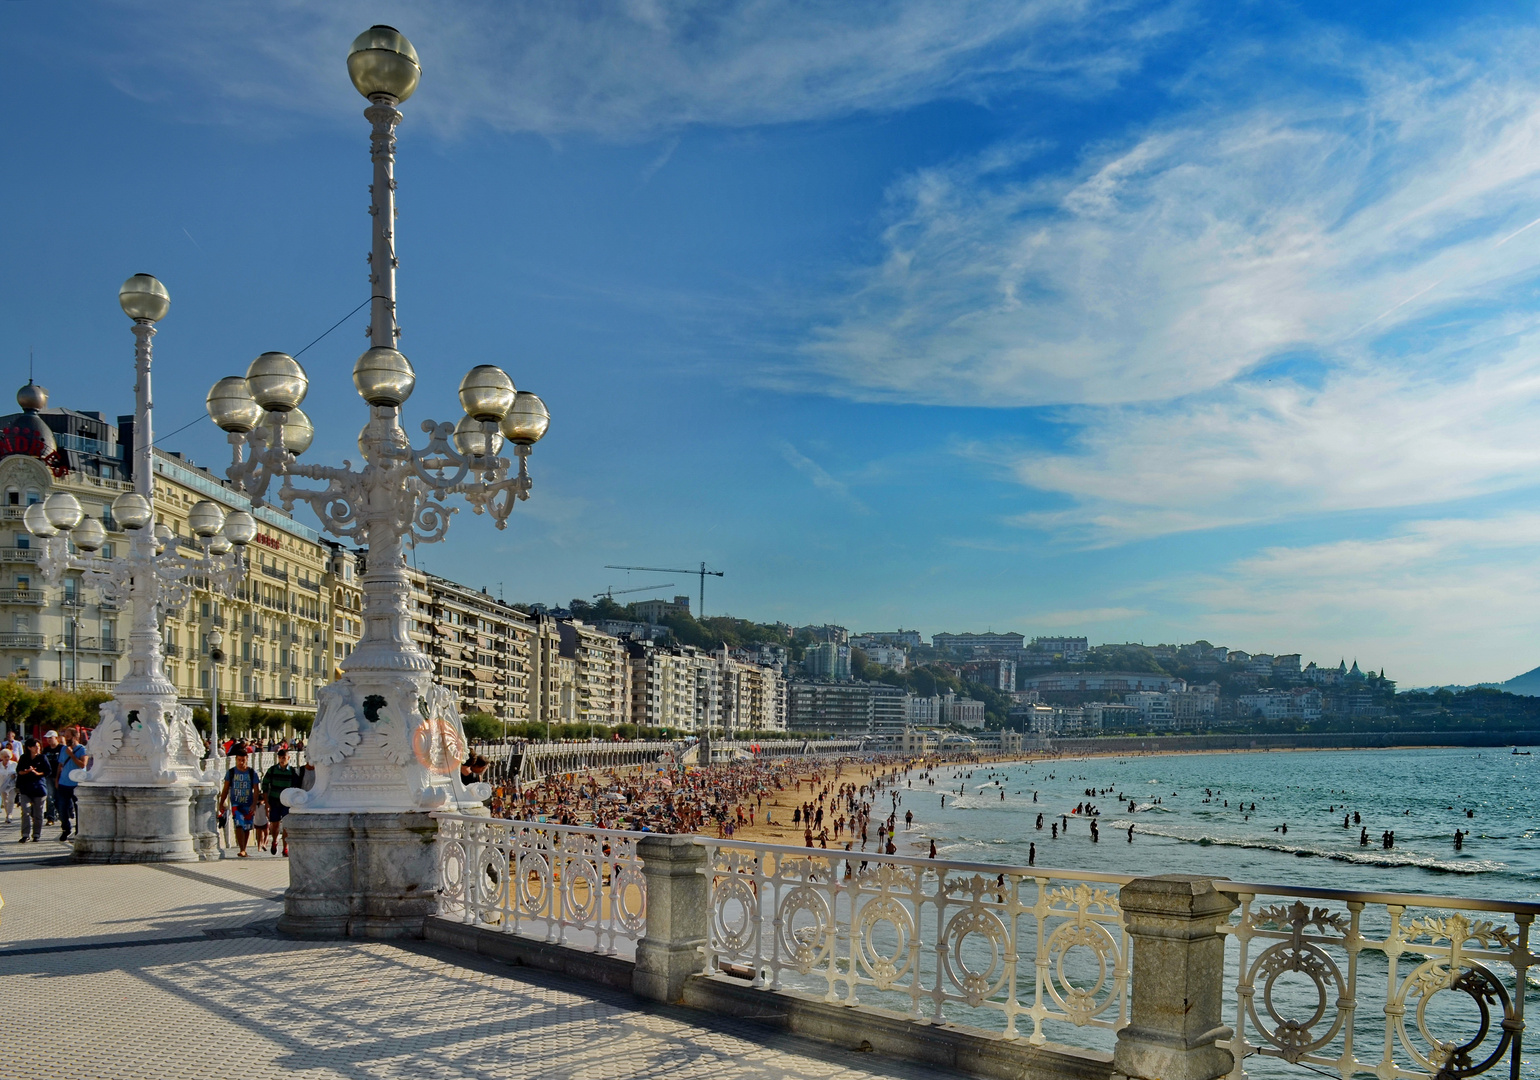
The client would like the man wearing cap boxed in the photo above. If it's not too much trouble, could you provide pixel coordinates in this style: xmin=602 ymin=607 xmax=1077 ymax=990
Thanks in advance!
xmin=260 ymin=748 xmax=302 ymax=857
xmin=218 ymin=750 xmax=263 ymax=857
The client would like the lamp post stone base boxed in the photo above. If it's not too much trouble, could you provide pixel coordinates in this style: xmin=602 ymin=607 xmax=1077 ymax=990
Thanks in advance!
xmin=71 ymin=782 xmax=216 ymax=864
xmin=278 ymin=810 xmax=449 ymax=939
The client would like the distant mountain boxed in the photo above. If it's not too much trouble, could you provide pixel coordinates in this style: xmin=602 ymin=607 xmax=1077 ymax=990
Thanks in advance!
xmin=1499 ymin=666 xmax=1540 ymax=697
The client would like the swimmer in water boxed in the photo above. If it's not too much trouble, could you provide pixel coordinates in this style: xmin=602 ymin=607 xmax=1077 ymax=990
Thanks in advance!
xmin=1127 ymin=823 xmax=1134 ymax=842
xmin=1029 ymin=842 xmax=1036 ymax=865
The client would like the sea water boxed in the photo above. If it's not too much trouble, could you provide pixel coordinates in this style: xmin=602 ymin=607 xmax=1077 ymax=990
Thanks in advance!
xmin=917 ymin=746 xmax=1539 ymax=901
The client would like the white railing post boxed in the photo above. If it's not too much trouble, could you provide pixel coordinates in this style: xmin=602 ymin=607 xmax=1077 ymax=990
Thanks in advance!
xmin=633 ymin=834 xmax=708 ymax=1003
xmin=1113 ymin=874 xmax=1238 ymax=1080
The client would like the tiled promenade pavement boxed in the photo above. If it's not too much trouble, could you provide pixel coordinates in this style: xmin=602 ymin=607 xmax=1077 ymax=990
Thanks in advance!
xmin=0 ymin=837 xmax=957 ymax=1080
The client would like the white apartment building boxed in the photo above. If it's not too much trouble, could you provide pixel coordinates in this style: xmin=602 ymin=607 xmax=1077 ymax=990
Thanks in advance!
xmin=1125 ymin=691 xmax=1176 ymax=727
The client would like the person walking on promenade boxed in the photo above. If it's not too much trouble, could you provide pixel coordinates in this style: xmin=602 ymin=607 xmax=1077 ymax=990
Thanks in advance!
xmin=218 ymin=750 xmax=262 ymax=857
xmin=40 ymin=730 xmax=60 ymax=827
xmin=15 ymin=737 xmax=48 ymax=842
xmin=55 ymin=729 xmax=87 ymax=840
xmin=0 ymin=747 xmax=15 ymax=824
xmin=261 ymin=748 xmax=301 ymax=857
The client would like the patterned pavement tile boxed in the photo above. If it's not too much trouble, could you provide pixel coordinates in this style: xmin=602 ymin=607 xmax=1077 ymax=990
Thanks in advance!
xmin=0 ymin=847 xmax=959 ymax=1080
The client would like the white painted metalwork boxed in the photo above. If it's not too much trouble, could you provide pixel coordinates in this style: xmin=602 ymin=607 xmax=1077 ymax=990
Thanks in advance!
xmin=24 ymin=278 xmax=252 ymax=788
xmin=697 ymin=838 xmax=1133 ymax=1044
xmin=202 ymin=27 xmax=551 ymax=816
xmin=434 ymin=812 xmax=648 ymax=957
xmin=1217 ymin=881 xmax=1539 ymax=1080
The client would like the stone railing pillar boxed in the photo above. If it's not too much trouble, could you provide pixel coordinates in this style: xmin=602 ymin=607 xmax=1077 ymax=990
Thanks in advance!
xmin=633 ymin=834 xmax=707 ymax=1003
xmin=1114 ymin=874 xmax=1238 ymax=1080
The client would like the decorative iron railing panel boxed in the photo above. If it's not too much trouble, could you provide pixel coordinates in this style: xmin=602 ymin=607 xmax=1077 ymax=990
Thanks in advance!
xmin=1216 ymin=881 xmax=1539 ymax=1080
xmin=433 ymin=814 xmax=648 ymax=957
xmin=698 ymin=839 xmax=1133 ymax=1045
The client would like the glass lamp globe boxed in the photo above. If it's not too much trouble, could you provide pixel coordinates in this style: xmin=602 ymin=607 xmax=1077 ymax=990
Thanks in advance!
xmin=43 ymin=492 xmax=84 ymax=531
xmin=353 ymin=347 xmax=416 ymax=407
xmin=153 ymin=523 xmax=174 ymax=552
xmin=208 ymin=535 xmax=233 ymax=556
xmin=246 ymin=352 xmax=309 ymax=412
xmin=23 ymin=503 xmax=56 ymax=538
xmin=266 ymin=408 xmax=314 ymax=455
xmin=499 ymin=391 xmax=550 ymax=446
xmin=206 ymin=376 xmax=263 ymax=433
xmin=112 ymin=492 xmax=153 ymax=530
xmin=452 ymin=415 xmax=504 ymax=458
xmin=119 ymin=274 xmax=171 ymax=322
xmin=73 ymin=516 xmax=106 ymax=552
xmin=222 ymin=511 xmax=257 ymax=546
xmin=458 ymin=365 xmax=515 ymax=422
xmin=188 ymin=500 xmax=226 ymax=538
xmin=347 ymin=25 xmax=421 ymax=102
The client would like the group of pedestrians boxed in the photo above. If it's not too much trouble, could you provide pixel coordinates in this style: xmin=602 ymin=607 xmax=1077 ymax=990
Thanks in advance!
xmin=0 ymin=727 xmax=89 ymax=843
xmin=217 ymin=745 xmax=305 ymax=857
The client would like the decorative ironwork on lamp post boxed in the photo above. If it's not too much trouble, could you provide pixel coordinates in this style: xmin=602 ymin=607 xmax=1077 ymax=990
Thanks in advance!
xmin=24 ymin=274 xmax=255 ymax=789
xmin=204 ymin=26 xmax=550 ymax=816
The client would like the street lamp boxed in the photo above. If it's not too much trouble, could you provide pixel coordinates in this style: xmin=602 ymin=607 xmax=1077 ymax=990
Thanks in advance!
xmin=24 ymin=276 xmax=253 ymax=863
xmin=202 ymin=26 xmax=551 ymax=936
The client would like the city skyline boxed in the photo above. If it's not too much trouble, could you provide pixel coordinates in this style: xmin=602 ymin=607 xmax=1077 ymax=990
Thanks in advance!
xmin=5 ymin=2 xmax=1540 ymax=685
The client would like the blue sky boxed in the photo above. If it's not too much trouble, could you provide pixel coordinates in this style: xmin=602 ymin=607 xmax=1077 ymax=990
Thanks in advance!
xmin=5 ymin=1 xmax=1540 ymax=685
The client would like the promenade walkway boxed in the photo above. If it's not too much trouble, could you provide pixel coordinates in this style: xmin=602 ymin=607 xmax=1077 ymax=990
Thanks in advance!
xmin=0 ymin=841 xmax=954 ymax=1080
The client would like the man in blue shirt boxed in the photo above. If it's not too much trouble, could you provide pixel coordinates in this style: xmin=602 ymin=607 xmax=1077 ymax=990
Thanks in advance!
xmin=55 ymin=728 xmax=88 ymax=841
xmin=218 ymin=750 xmax=262 ymax=858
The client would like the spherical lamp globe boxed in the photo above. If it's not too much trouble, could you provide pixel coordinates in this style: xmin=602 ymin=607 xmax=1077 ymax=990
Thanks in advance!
xmin=245 ymin=353 xmax=309 ymax=412
xmin=188 ymin=500 xmax=226 ymax=538
xmin=111 ymin=493 xmax=154 ymax=530
xmin=499 ymin=391 xmax=550 ymax=446
xmin=43 ymin=492 xmax=83 ymax=532
xmin=353 ymin=347 xmax=416 ymax=407
xmin=206 ymin=376 xmax=263 ymax=433
xmin=23 ymin=503 xmax=56 ymax=538
xmin=347 ymin=25 xmax=421 ymax=102
xmin=119 ymin=274 xmax=171 ymax=322
xmin=73 ymin=516 xmax=106 ymax=552
xmin=458 ymin=365 xmax=515 ymax=422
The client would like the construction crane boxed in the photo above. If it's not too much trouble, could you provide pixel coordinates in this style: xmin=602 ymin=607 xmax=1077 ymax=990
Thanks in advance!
xmin=604 ymin=562 xmax=724 ymax=617
xmin=593 ymin=583 xmax=674 ymax=601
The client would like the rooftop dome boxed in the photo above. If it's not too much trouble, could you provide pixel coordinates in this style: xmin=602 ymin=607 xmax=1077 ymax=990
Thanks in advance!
xmin=16 ymin=381 xmax=47 ymax=412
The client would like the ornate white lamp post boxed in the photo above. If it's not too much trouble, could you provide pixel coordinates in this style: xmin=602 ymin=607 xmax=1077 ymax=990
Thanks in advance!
xmin=25 ymin=274 xmax=256 ymax=862
xmin=203 ymin=26 xmax=550 ymax=936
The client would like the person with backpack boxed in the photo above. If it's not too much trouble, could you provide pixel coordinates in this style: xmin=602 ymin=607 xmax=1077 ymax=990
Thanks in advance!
xmin=218 ymin=749 xmax=263 ymax=857
xmin=260 ymin=748 xmax=302 ymax=857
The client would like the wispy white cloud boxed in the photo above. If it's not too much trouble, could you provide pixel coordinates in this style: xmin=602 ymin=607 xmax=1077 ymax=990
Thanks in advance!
xmin=777 ymin=27 xmax=1540 ymax=543
xmin=989 ymin=340 xmax=1540 ymax=544
xmin=803 ymin=36 xmax=1540 ymax=408
xmin=102 ymin=0 xmax=1178 ymax=138
xmin=778 ymin=441 xmax=869 ymax=512
xmin=1174 ymin=513 xmax=1540 ymax=684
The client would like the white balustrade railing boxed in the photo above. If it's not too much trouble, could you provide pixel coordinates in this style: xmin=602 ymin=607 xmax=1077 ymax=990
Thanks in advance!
xmin=433 ymin=814 xmax=649 ymax=958
xmin=1216 ymin=881 xmax=1539 ymax=1080
xmin=697 ymin=838 xmax=1133 ymax=1044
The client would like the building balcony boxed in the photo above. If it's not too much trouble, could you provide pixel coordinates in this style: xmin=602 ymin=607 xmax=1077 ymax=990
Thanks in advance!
xmin=251 ymin=658 xmax=265 ymax=671
xmin=262 ymin=566 xmax=289 ymax=582
xmin=0 ymin=632 xmax=45 ymax=648
xmin=211 ymin=615 xmax=226 ymax=627
xmin=297 ymin=578 xmax=321 ymax=592
xmin=1 ymin=547 xmax=39 ymax=563
xmin=163 ymin=642 xmax=180 ymax=657
xmin=0 ymin=589 xmax=46 ymax=606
